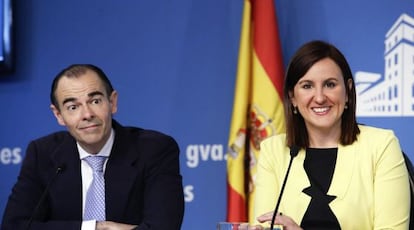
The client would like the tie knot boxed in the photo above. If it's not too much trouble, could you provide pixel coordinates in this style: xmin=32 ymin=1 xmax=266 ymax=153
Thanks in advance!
xmin=84 ymin=156 xmax=107 ymax=172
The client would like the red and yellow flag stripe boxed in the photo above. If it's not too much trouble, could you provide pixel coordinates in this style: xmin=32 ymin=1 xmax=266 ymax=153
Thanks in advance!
xmin=226 ymin=0 xmax=285 ymax=223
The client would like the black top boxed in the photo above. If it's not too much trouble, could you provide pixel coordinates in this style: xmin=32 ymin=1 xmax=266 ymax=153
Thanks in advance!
xmin=300 ymin=148 xmax=341 ymax=229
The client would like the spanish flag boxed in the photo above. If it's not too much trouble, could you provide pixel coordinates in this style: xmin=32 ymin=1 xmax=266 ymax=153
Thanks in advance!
xmin=226 ymin=0 xmax=285 ymax=223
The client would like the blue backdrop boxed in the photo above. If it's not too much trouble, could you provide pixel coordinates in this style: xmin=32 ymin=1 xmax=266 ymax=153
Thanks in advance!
xmin=0 ymin=1 xmax=413 ymax=229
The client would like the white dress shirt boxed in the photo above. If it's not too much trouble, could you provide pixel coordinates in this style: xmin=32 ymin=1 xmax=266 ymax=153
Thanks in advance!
xmin=78 ymin=129 xmax=114 ymax=230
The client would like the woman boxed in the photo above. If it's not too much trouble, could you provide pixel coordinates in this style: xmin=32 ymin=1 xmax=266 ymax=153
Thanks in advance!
xmin=252 ymin=40 xmax=410 ymax=229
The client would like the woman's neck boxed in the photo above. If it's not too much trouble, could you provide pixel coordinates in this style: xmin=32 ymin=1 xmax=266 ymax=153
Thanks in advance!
xmin=307 ymin=126 xmax=341 ymax=148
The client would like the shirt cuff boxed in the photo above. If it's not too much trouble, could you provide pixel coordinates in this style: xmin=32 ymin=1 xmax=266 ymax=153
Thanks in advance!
xmin=81 ymin=220 xmax=96 ymax=230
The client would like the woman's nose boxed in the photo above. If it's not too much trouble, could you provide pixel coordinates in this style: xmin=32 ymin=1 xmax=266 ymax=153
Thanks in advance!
xmin=314 ymin=87 xmax=326 ymax=103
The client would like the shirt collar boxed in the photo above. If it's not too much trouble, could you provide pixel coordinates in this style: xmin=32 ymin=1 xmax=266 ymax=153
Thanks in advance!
xmin=78 ymin=128 xmax=115 ymax=160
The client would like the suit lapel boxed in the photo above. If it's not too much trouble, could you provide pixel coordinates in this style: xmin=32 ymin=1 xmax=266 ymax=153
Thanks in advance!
xmin=46 ymin=122 xmax=142 ymax=220
xmin=105 ymin=122 xmax=141 ymax=220
xmin=50 ymin=134 xmax=83 ymax=218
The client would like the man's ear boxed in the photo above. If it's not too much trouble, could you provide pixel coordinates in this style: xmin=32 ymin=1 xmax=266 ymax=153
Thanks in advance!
xmin=109 ymin=90 xmax=118 ymax=114
xmin=50 ymin=104 xmax=66 ymax=126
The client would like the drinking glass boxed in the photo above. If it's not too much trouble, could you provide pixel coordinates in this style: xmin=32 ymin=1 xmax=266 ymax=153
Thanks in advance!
xmin=216 ymin=222 xmax=249 ymax=230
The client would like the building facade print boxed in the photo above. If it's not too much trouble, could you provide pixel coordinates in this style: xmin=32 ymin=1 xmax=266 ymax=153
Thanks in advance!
xmin=355 ymin=13 xmax=414 ymax=117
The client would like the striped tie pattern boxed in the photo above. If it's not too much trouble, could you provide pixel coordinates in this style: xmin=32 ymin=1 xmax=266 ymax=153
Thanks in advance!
xmin=84 ymin=156 xmax=106 ymax=221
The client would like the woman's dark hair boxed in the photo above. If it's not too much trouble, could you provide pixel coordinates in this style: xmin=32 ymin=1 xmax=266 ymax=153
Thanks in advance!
xmin=50 ymin=64 xmax=114 ymax=110
xmin=284 ymin=40 xmax=360 ymax=148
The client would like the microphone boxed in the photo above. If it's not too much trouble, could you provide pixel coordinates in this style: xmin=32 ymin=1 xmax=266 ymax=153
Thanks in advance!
xmin=270 ymin=146 xmax=299 ymax=230
xmin=26 ymin=164 xmax=65 ymax=230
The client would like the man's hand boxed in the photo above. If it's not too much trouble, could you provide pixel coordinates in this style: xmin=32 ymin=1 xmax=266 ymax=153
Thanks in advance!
xmin=96 ymin=221 xmax=138 ymax=230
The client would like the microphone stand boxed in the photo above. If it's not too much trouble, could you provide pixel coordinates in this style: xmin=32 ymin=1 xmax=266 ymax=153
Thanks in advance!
xmin=270 ymin=146 xmax=299 ymax=230
xmin=26 ymin=165 xmax=65 ymax=230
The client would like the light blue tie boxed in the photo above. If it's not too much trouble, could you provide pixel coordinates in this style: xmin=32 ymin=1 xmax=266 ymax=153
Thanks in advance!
xmin=84 ymin=156 xmax=106 ymax=221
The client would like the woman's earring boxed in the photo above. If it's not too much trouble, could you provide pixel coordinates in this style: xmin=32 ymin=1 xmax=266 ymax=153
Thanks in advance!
xmin=344 ymin=103 xmax=348 ymax=109
xmin=293 ymin=106 xmax=298 ymax=114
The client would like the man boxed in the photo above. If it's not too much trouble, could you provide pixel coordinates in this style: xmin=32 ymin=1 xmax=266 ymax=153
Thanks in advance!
xmin=1 ymin=64 xmax=184 ymax=230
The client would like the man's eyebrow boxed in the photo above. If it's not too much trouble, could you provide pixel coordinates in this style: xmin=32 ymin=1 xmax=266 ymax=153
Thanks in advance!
xmin=62 ymin=97 xmax=76 ymax=106
xmin=61 ymin=91 xmax=104 ymax=105
xmin=88 ymin=91 xmax=104 ymax=98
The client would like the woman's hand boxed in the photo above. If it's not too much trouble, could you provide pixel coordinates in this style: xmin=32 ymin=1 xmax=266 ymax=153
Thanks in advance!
xmin=256 ymin=211 xmax=303 ymax=230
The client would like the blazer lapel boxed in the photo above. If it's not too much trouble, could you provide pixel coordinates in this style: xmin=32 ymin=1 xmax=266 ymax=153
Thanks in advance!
xmin=286 ymin=146 xmax=356 ymax=221
xmin=328 ymin=144 xmax=356 ymax=199
xmin=288 ymin=149 xmax=312 ymax=219
xmin=104 ymin=122 xmax=141 ymax=220
xmin=50 ymin=134 xmax=83 ymax=219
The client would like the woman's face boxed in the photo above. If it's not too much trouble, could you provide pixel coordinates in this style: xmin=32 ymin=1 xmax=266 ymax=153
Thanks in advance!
xmin=289 ymin=58 xmax=350 ymax=135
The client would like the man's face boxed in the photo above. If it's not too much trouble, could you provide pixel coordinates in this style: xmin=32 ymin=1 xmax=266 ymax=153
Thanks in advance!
xmin=50 ymin=70 xmax=118 ymax=153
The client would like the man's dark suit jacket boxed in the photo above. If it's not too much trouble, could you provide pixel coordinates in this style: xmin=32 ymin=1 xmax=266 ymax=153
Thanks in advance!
xmin=1 ymin=120 xmax=184 ymax=230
